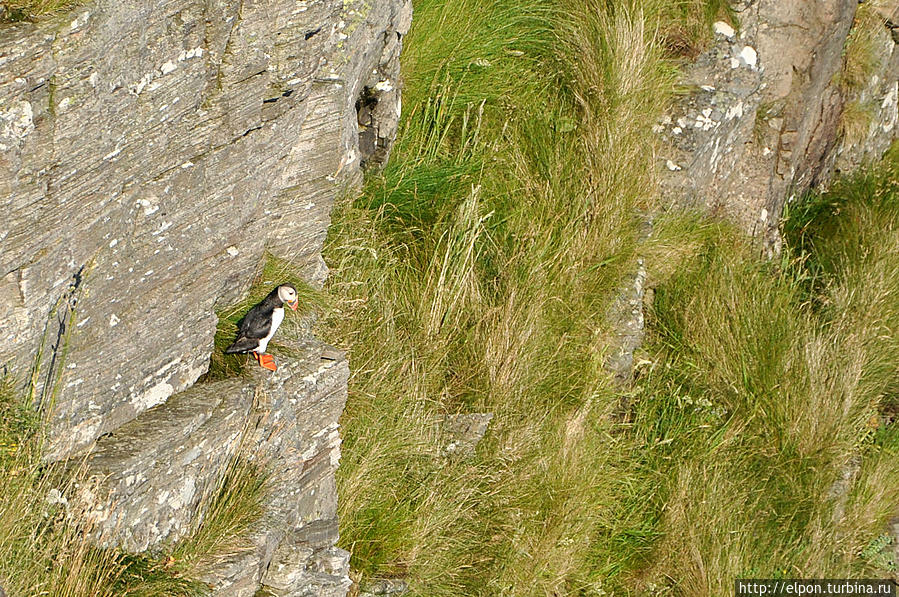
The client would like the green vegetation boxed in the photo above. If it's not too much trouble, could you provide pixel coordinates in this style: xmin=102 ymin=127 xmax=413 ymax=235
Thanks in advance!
xmin=0 ymin=379 xmax=268 ymax=596
xmin=326 ymin=0 xmax=676 ymax=591
xmin=835 ymin=3 xmax=885 ymax=145
xmin=837 ymin=3 xmax=883 ymax=94
xmin=631 ymin=153 xmax=899 ymax=592
xmin=0 ymin=0 xmax=78 ymax=22
xmin=324 ymin=0 xmax=899 ymax=594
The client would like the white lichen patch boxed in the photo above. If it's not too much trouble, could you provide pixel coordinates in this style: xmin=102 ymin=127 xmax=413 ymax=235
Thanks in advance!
xmin=177 ymin=47 xmax=204 ymax=61
xmin=226 ymin=246 xmax=239 ymax=257
xmin=133 ymin=380 xmax=173 ymax=412
xmin=695 ymin=109 xmax=716 ymax=131
xmin=58 ymin=96 xmax=75 ymax=111
xmin=160 ymin=61 xmax=177 ymax=75
xmin=0 ymin=100 xmax=34 ymax=143
xmin=739 ymin=46 xmax=758 ymax=68
xmin=137 ymin=197 xmax=159 ymax=216
xmin=725 ymin=102 xmax=744 ymax=121
xmin=129 ymin=73 xmax=153 ymax=95
xmin=70 ymin=11 xmax=90 ymax=31
xmin=713 ymin=21 xmax=735 ymax=38
xmin=881 ymin=82 xmax=898 ymax=133
xmin=168 ymin=477 xmax=195 ymax=510
xmin=109 ymin=314 xmax=120 ymax=327
xmin=374 ymin=79 xmax=394 ymax=92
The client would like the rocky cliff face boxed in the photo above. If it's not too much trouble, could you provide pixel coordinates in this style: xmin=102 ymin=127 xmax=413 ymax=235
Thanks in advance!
xmin=0 ymin=0 xmax=410 ymax=460
xmin=657 ymin=0 xmax=898 ymax=254
xmin=1 ymin=0 xmax=409 ymax=593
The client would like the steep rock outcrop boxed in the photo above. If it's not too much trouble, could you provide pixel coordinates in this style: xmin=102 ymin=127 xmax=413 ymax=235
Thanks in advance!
xmin=657 ymin=0 xmax=898 ymax=253
xmin=0 ymin=0 xmax=410 ymax=460
xmin=73 ymin=338 xmax=351 ymax=595
xmin=2 ymin=0 xmax=410 ymax=593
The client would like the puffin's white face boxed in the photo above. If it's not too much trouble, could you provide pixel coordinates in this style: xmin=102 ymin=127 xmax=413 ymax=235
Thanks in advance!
xmin=278 ymin=285 xmax=299 ymax=311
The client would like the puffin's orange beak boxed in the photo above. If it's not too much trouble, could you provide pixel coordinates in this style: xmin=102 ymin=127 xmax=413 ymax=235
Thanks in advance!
xmin=289 ymin=300 xmax=299 ymax=311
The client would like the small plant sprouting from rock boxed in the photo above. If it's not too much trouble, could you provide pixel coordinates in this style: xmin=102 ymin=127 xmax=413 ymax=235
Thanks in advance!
xmin=839 ymin=99 xmax=876 ymax=147
xmin=837 ymin=4 xmax=883 ymax=94
xmin=0 ymin=0 xmax=80 ymax=22
xmin=752 ymin=99 xmax=785 ymax=148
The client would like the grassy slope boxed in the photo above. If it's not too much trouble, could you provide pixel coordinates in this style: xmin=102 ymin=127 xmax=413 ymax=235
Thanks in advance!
xmin=325 ymin=0 xmax=899 ymax=595
xmin=633 ymin=153 xmax=899 ymax=594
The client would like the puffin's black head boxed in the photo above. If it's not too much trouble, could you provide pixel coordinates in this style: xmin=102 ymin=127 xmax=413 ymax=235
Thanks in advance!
xmin=276 ymin=284 xmax=299 ymax=311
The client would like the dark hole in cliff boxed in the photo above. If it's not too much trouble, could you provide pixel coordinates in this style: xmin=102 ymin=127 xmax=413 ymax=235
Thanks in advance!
xmin=304 ymin=26 xmax=322 ymax=40
xmin=356 ymin=86 xmax=380 ymax=168
xmin=282 ymin=89 xmax=294 ymax=98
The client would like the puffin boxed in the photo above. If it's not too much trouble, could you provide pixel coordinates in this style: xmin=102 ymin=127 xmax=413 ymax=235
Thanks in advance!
xmin=225 ymin=283 xmax=299 ymax=371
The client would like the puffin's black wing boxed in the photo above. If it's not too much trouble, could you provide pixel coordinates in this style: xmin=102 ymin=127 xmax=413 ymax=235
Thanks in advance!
xmin=224 ymin=301 xmax=275 ymax=353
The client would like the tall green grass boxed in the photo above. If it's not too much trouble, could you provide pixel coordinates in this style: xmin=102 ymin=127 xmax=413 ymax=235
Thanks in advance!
xmin=325 ymin=0 xmax=899 ymax=594
xmin=631 ymin=150 xmax=899 ymax=594
xmin=325 ymin=0 xmax=720 ymax=594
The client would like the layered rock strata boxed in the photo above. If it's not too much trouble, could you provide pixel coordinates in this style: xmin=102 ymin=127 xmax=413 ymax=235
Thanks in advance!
xmin=657 ymin=0 xmax=898 ymax=253
xmin=0 ymin=0 xmax=410 ymax=460
xmin=2 ymin=0 xmax=410 ymax=593
xmin=75 ymin=338 xmax=351 ymax=595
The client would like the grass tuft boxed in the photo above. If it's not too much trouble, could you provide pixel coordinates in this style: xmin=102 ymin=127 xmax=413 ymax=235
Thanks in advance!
xmin=326 ymin=0 xmax=899 ymax=594
xmin=0 ymin=0 xmax=79 ymax=22
xmin=326 ymin=0 xmax=734 ymax=594
xmin=837 ymin=3 xmax=883 ymax=93
xmin=631 ymin=146 xmax=899 ymax=594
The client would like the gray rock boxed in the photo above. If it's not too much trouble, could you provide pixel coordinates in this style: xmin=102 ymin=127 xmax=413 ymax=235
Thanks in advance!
xmin=657 ymin=0 xmax=898 ymax=254
xmin=442 ymin=412 xmax=493 ymax=457
xmin=605 ymin=258 xmax=647 ymax=386
xmin=359 ymin=578 xmax=409 ymax=597
xmin=72 ymin=337 xmax=352 ymax=594
xmin=0 ymin=0 xmax=411 ymax=461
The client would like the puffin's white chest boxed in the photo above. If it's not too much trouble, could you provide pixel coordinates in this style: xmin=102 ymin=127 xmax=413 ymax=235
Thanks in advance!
xmin=257 ymin=307 xmax=284 ymax=353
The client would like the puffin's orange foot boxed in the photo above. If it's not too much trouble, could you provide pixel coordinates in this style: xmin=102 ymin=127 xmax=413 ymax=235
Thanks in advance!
xmin=257 ymin=353 xmax=277 ymax=372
